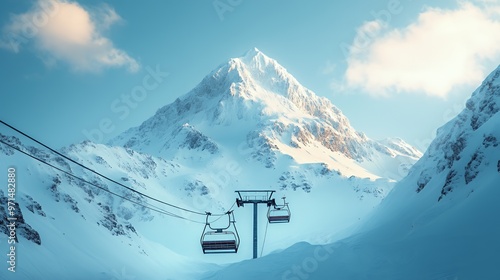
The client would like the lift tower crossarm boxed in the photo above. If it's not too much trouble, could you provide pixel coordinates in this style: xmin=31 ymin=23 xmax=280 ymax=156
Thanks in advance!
xmin=234 ymin=190 xmax=276 ymax=259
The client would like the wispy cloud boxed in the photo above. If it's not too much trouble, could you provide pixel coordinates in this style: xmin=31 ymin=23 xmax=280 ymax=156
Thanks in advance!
xmin=321 ymin=60 xmax=336 ymax=75
xmin=1 ymin=0 xmax=139 ymax=73
xmin=343 ymin=1 xmax=500 ymax=98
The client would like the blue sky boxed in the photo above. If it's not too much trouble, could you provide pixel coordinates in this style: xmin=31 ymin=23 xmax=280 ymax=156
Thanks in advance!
xmin=1 ymin=0 xmax=500 ymax=152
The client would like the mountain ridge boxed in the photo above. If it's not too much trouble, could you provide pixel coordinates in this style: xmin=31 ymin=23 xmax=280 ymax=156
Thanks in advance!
xmin=111 ymin=48 xmax=421 ymax=180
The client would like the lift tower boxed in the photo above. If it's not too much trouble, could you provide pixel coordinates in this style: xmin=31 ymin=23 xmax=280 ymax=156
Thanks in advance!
xmin=235 ymin=190 xmax=276 ymax=259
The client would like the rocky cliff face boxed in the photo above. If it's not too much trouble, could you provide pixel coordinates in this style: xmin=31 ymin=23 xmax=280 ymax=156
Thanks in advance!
xmin=413 ymin=65 xmax=500 ymax=201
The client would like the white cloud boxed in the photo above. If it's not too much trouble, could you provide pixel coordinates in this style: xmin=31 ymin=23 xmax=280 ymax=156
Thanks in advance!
xmin=344 ymin=2 xmax=500 ymax=98
xmin=92 ymin=3 xmax=122 ymax=30
xmin=1 ymin=0 xmax=139 ymax=73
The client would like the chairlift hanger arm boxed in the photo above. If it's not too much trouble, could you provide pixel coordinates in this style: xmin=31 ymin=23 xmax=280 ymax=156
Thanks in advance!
xmin=234 ymin=190 xmax=276 ymax=206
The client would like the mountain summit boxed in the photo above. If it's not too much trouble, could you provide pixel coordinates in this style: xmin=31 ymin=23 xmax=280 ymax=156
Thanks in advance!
xmin=111 ymin=48 xmax=421 ymax=180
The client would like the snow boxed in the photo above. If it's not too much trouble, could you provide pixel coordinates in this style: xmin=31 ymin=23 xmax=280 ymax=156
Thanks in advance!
xmin=199 ymin=64 xmax=500 ymax=279
xmin=10 ymin=48 xmax=490 ymax=280
xmin=0 ymin=149 xmax=214 ymax=280
xmin=0 ymin=134 xmax=393 ymax=278
xmin=204 ymin=165 xmax=500 ymax=279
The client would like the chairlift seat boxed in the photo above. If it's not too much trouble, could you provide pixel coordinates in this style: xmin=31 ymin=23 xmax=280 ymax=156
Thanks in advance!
xmin=202 ymin=240 xmax=237 ymax=251
xmin=268 ymin=215 xmax=290 ymax=223
xmin=267 ymin=202 xmax=291 ymax=224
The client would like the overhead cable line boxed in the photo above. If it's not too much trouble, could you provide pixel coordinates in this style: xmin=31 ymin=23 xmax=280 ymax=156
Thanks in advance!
xmin=260 ymin=220 xmax=269 ymax=257
xmin=0 ymin=139 xmax=206 ymax=224
xmin=208 ymin=201 xmax=237 ymax=224
xmin=0 ymin=120 xmax=225 ymax=217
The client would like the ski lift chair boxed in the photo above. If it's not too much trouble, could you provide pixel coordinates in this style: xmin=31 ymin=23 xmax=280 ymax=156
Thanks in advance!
xmin=267 ymin=197 xmax=291 ymax=223
xmin=200 ymin=211 xmax=240 ymax=254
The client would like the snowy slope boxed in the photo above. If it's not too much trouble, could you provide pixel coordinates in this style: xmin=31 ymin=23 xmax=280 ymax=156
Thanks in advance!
xmin=0 ymin=131 xmax=393 ymax=279
xmin=0 ymin=136 xmax=218 ymax=279
xmin=202 ymin=65 xmax=500 ymax=280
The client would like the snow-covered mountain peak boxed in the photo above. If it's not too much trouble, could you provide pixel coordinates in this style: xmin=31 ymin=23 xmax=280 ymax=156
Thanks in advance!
xmin=111 ymin=49 xmax=421 ymax=180
xmin=159 ymin=48 xmax=344 ymax=126
xmin=241 ymin=47 xmax=266 ymax=63
xmin=238 ymin=47 xmax=282 ymax=74
xmin=242 ymin=47 xmax=262 ymax=57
